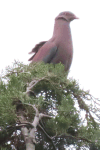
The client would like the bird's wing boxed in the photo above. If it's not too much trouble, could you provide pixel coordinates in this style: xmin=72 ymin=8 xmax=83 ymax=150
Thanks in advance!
xmin=43 ymin=46 xmax=57 ymax=63
xmin=30 ymin=41 xmax=58 ymax=63
xmin=28 ymin=41 xmax=47 ymax=61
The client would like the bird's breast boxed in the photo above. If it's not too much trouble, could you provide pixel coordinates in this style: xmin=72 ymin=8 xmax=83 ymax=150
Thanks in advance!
xmin=51 ymin=38 xmax=73 ymax=71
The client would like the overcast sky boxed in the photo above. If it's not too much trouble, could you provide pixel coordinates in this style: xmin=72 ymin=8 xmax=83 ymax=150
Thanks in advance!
xmin=0 ymin=0 xmax=100 ymax=99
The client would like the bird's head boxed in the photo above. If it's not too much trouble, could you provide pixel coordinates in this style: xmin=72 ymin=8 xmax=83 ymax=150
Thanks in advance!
xmin=56 ymin=11 xmax=79 ymax=22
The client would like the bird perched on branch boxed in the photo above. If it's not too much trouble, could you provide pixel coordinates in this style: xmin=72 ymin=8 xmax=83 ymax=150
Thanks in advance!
xmin=28 ymin=11 xmax=79 ymax=71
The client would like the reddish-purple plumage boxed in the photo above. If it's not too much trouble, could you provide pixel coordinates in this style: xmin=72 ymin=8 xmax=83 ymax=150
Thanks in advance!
xmin=28 ymin=11 xmax=78 ymax=71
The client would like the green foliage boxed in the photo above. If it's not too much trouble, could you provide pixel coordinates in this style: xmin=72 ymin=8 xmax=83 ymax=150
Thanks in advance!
xmin=0 ymin=61 xmax=100 ymax=149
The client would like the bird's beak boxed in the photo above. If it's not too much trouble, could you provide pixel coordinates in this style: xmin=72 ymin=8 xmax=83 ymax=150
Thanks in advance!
xmin=75 ymin=16 xmax=79 ymax=19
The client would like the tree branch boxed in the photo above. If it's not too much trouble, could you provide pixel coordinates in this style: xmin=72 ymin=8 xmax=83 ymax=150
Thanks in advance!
xmin=38 ymin=124 xmax=56 ymax=150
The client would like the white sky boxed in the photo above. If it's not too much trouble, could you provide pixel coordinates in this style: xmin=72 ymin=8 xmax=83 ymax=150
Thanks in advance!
xmin=0 ymin=0 xmax=100 ymax=98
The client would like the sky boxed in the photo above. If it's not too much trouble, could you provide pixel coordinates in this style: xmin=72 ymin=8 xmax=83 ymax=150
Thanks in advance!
xmin=0 ymin=0 xmax=100 ymax=99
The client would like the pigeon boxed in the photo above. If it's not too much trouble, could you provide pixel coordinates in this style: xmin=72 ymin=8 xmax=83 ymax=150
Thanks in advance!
xmin=28 ymin=11 xmax=78 ymax=71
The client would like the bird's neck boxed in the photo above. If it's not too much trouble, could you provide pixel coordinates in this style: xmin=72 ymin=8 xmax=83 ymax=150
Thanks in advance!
xmin=53 ymin=20 xmax=71 ymax=39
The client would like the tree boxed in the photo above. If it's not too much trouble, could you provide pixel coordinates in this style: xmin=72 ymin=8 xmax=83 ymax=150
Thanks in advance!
xmin=0 ymin=61 xmax=100 ymax=150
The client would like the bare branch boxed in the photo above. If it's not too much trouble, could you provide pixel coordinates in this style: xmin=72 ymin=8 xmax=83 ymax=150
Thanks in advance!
xmin=59 ymin=133 xmax=92 ymax=143
xmin=38 ymin=124 xmax=56 ymax=150
xmin=26 ymin=77 xmax=46 ymax=94
xmin=39 ymin=113 xmax=52 ymax=119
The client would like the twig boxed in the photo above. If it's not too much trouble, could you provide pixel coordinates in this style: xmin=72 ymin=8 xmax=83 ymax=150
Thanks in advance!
xmin=26 ymin=77 xmax=46 ymax=94
xmin=38 ymin=124 xmax=56 ymax=150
